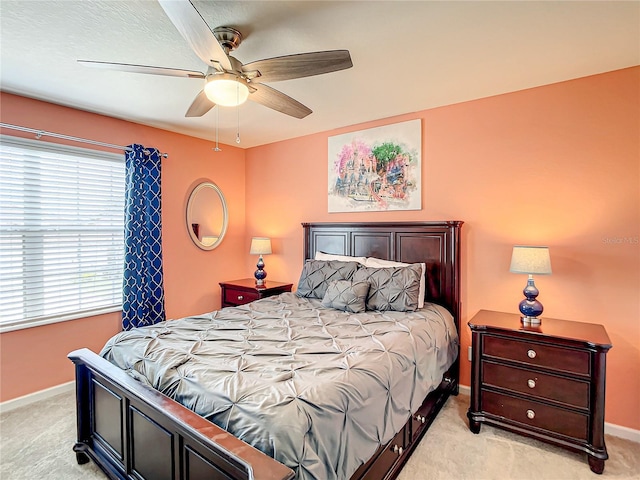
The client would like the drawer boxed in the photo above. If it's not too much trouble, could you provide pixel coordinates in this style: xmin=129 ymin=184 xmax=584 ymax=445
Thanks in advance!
xmin=410 ymin=392 xmax=438 ymax=442
xmin=482 ymin=390 xmax=588 ymax=440
xmin=223 ymin=288 xmax=259 ymax=306
xmin=411 ymin=409 xmax=429 ymax=442
xmin=483 ymin=361 xmax=589 ymax=409
xmin=483 ymin=335 xmax=589 ymax=376
xmin=362 ymin=427 xmax=406 ymax=480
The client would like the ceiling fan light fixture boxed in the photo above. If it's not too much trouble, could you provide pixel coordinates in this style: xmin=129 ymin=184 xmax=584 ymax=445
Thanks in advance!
xmin=204 ymin=76 xmax=249 ymax=107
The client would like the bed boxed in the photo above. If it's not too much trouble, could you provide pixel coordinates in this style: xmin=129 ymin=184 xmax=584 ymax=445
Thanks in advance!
xmin=69 ymin=221 xmax=463 ymax=480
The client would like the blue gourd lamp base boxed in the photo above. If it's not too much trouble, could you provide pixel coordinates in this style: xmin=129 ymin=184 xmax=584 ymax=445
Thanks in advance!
xmin=519 ymin=301 xmax=543 ymax=325
xmin=254 ymin=255 xmax=267 ymax=286
xmin=519 ymin=276 xmax=543 ymax=325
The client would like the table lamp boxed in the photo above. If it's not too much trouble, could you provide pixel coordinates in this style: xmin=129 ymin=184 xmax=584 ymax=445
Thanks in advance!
xmin=509 ymin=245 xmax=552 ymax=325
xmin=250 ymin=237 xmax=272 ymax=286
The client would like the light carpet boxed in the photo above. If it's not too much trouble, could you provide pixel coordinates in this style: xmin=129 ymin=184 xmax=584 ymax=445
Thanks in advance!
xmin=1 ymin=390 xmax=638 ymax=479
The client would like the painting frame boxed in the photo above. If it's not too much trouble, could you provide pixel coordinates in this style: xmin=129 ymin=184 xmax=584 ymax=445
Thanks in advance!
xmin=327 ymin=119 xmax=422 ymax=213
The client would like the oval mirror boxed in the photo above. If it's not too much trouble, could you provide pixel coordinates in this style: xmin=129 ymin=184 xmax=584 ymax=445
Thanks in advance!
xmin=186 ymin=181 xmax=228 ymax=250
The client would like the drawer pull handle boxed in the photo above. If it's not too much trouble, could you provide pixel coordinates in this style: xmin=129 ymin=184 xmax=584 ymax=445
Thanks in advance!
xmin=526 ymin=409 xmax=535 ymax=419
xmin=392 ymin=444 xmax=403 ymax=455
xmin=527 ymin=349 xmax=537 ymax=359
xmin=527 ymin=379 xmax=536 ymax=389
xmin=416 ymin=414 xmax=426 ymax=424
xmin=237 ymin=295 xmax=244 ymax=300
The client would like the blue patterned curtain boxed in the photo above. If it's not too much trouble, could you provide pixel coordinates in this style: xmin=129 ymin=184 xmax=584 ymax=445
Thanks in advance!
xmin=122 ymin=144 xmax=165 ymax=330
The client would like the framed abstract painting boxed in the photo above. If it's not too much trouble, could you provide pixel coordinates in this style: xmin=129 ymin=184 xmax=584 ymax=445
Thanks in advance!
xmin=328 ymin=119 xmax=421 ymax=213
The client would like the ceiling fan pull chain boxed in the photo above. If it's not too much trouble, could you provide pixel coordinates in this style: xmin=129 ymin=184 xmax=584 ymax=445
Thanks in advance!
xmin=213 ymin=106 xmax=222 ymax=152
xmin=236 ymin=110 xmax=240 ymax=144
xmin=236 ymin=83 xmax=241 ymax=144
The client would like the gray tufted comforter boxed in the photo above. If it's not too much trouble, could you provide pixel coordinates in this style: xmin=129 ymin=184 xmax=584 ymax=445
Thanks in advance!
xmin=101 ymin=293 xmax=458 ymax=480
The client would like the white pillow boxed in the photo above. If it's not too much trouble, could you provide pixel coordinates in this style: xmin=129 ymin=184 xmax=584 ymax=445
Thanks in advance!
xmin=364 ymin=257 xmax=426 ymax=308
xmin=315 ymin=251 xmax=367 ymax=265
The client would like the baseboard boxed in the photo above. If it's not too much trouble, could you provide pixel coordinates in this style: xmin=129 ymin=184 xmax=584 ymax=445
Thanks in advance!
xmin=0 ymin=381 xmax=75 ymax=413
xmin=456 ymin=383 xmax=639 ymax=443
xmin=604 ymin=422 xmax=640 ymax=443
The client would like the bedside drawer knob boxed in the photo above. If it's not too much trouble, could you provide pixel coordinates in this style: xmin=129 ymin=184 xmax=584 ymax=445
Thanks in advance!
xmin=237 ymin=295 xmax=244 ymax=300
xmin=415 ymin=414 xmax=426 ymax=424
xmin=392 ymin=444 xmax=403 ymax=455
xmin=527 ymin=379 xmax=536 ymax=389
xmin=526 ymin=409 xmax=536 ymax=419
xmin=527 ymin=349 xmax=537 ymax=359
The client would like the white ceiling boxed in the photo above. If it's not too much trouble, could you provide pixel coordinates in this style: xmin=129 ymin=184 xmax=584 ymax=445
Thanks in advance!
xmin=1 ymin=1 xmax=638 ymax=148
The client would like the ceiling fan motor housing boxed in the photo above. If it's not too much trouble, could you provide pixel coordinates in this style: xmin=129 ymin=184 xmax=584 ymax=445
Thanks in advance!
xmin=213 ymin=26 xmax=243 ymax=53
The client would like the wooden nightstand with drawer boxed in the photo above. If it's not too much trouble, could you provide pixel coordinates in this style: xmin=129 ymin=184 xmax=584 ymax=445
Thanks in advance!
xmin=219 ymin=278 xmax=293 ymax=307
xmin=467 ymin=309 xmax=612 ymax=474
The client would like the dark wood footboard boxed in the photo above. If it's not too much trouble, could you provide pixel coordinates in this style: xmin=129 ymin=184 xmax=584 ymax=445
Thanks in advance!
xmin=69 ymin=348 xmax=295 ymax=480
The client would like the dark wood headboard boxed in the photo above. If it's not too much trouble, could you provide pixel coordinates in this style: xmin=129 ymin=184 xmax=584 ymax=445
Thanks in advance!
xmin=302 ymin=221 xmax=463 ymax=324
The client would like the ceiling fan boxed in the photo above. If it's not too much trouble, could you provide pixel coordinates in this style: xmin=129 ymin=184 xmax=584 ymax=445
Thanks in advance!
xmin=78 ymin=0 xmax=352 ymax=119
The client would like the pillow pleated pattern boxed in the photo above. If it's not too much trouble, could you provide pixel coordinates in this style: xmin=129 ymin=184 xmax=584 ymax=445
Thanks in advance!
xmin=353 ymin=264 xmax=422 ymax=312
xmin=295 ymin=260 xmax=360 ymax=299
xmin=364 ymin=257 xmax=426 ymax=309
xmin=321 ymin=280 xmax=370 ymax=313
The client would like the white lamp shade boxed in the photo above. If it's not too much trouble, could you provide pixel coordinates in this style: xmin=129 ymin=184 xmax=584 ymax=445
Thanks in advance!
xmin=510 ymin=246 xmax=552 ymax=275
xmin=250 ymin=237 xmax=272 ymax=255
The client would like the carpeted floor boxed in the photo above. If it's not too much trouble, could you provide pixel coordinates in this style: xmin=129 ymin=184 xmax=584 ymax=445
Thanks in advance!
xmin=1 ymin=390 xmax=638 ymax=479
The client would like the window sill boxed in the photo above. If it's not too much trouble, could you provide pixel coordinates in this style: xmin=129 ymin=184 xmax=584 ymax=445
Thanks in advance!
xmin=0 ymin=306 xmax=122 ymax=334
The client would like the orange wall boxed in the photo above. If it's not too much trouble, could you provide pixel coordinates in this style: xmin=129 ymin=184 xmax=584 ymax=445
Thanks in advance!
xmin=0 ymin=93 xmax=247 ymax=401
xmin=245 ymin=67 xmax=640 ymax=430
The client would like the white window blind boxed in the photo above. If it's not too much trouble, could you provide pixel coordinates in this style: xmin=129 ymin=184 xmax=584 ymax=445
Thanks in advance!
xmin=0 ymin=135 xmax=125 ymax=332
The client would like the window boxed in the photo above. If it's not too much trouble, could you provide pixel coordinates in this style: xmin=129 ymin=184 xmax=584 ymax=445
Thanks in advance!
xmin=0 ymin=135 xmax=125 ymax=332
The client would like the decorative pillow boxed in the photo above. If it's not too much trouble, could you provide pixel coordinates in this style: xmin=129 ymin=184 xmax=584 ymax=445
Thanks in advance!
xmin=295 ymin=260 xmax=360 ymax=299
xmin=364 ymin=257 xmax=426 ymax=308
xmin=315 ymin=251 xmax=367 ymax=265
xmin=321 ymin=280 xmax=370 ymax=313
xmin=353 ymin=264 xmax=422 ymax=312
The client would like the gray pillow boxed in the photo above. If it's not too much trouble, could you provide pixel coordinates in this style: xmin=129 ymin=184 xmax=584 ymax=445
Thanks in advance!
xmin=321 ymin=280 xmax=370 ymax=313
xmin=295 ymin=260 xmax=360 ymax=299
xmin=352 ymin=264 xmax=422 ymax=312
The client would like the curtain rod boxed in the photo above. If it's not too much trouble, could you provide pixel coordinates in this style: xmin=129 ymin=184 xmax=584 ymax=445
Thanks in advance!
xmin=0 ymin=122 xmax=169 ymax=158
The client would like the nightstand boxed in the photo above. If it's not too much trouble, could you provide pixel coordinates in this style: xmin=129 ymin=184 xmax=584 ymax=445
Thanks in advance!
xmin=467 ymin=310 xmax=612 ymax=474
xmin=219 ymin=278 xmax=293 ymax=307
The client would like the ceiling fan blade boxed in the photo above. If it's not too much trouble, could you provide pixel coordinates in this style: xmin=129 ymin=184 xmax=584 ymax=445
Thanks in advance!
xmin=249 ymin=84 xmax=312 ymax=119
xmin=78 ymin=60 xmax=205 ymax=78
xmin=185 ymin=90 xmax=215 ymax=117
xmin=157 ymin=0 xmax=232 ymax=71
xmin=242 ymin=50 xmax=352 ymax=83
